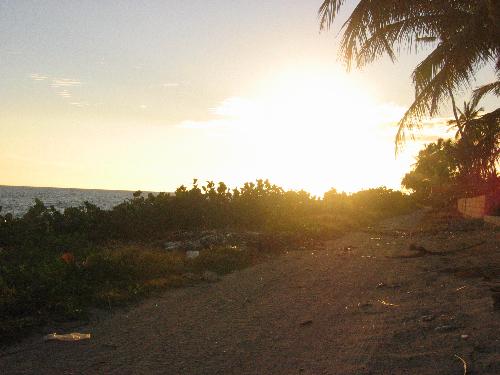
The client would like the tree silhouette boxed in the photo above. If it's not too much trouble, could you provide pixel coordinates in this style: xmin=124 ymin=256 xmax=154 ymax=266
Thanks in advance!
xmin=455 ymin=108 xmax=499 ymax=180
xmin=318 ymin=0 xmax=500 ymax=149
xmin=447 ymin=97 xmax=484 ymax=139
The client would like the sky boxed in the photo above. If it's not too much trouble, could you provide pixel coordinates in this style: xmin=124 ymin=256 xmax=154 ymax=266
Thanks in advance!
xmin=1 ymin=0 xmax=498 ymax=195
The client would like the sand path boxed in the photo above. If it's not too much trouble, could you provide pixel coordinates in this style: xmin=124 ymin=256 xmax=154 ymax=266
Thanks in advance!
xmin=1 ymin=211 xmax=499 ymax=374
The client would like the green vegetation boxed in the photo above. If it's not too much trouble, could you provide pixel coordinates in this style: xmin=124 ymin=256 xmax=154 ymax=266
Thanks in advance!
xmin=402 ymin=105 xmax=499 ymax=204
xmin=0 ymin=180 xmax=414 ymax=343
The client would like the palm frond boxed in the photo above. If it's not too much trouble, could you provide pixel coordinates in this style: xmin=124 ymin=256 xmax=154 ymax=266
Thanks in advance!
xmin=473 ymin=80 xmax=500 ymax=102
xmin=319 ymin=0 xmax=500 ymax=150
xmin=318 ymin=0 xmax=347 ymax=31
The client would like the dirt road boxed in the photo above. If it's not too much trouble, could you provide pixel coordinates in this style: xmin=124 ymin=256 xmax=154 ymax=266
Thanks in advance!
xmin=1 ymin=211 xmax=499 ymax=374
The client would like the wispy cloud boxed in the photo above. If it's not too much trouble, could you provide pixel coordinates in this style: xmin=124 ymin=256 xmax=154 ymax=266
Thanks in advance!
xmin=69 ymin=102 xmax=89 ymax=108
xmin=30 ymin=73 xmax=48 ymax=81
xmin=50 ymin=78 xmax=82 ymax=88
xmin=29 ymin=73 xmax=86 ymax=105
xmin=56 ymin=89 xmax=71 ymax=98
xmin=162 ymin=82 xmax=180 ymax=88
xmin=209 ymin=97 xmax=255 ymax=118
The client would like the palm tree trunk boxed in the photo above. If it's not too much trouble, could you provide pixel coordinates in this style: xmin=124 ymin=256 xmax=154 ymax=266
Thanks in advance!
xmin=447 ymin=86 xmax=462 ymax=136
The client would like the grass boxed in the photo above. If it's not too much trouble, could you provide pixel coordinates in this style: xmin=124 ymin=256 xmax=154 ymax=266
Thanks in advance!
xmin=0 ymin=240 xmax=284 ymax=345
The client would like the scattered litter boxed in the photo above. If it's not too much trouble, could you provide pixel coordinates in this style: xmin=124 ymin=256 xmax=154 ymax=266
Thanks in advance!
xmin=461 ymin=334 xmax=469 ymax=340
xmin=300 ymin=320 xmax=313 ymax=326
xmin=378 ymin=300 xmax=399 ymax=307
xmin=370 ymin=237 xmax=381 ymax=240
xmin=454 ymin=354 xmax=467 ymax=375
xmin=434 ymin=325 xmax=458 ymax=332
xmin=44 ymin=332 xmax=91 ymax=342
xmin=376 ymin=282 xmax=386 ymax=288
xmin=421 ymin=315 xmax=435 ymax=322
xmin=456 ymin=286 xmax=467 ymax=291
xmin=186 ymin=250 xmax=200 ymax=259
xmin=60 ymin=252 xmax=75 ymax=264
xmin=164 ymin=241 xmax=183 ymax=251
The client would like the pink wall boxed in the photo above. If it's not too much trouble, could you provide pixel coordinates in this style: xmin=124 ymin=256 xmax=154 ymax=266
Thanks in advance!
xmin=457 ymin=192 xmax=500 ymax=218
xmin=457 ymin=195 xmax=486 ymax=218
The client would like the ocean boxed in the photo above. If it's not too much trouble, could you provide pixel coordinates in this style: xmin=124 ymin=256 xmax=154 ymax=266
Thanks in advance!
xmin=0 ymin=185 xmax=147 ymax=217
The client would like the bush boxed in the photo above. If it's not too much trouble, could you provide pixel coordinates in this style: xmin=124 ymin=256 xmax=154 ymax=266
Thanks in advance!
xmin=0 ymin=180 xmax=415 ymax=343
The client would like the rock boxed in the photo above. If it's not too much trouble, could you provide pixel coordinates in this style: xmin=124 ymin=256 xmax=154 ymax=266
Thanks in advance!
xmin=199 ymin=232 xmax=227 ymax=248
xmin=164 ymin=241 xmax=183 ymax=251
xmin=202 ymin=271 xmax=220 ymax=283
xmin=434 ymin=325 xmax=458 ymax=332
xmin=300 ymin=320 xmax=313 ymax=326
xmin=421 ymin=315 xmax=435 ymax=322
xmin=164 ymin=230 xmax=263 ymax=253
xmin=184 ymin=240 xmax=202 ymax=251
xmin=186 ymin=250 xmax=200 ymax=259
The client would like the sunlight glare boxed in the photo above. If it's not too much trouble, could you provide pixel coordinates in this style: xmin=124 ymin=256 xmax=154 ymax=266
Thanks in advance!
xmin=213 ymin=66 xmax=407 ymax=195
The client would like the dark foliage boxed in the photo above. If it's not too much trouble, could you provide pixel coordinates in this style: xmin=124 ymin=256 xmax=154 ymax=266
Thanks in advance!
xmin=0 ymin=180 xmax=414 ymax=343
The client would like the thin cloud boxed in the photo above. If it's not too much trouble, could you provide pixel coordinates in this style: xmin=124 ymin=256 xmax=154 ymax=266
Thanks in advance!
xmin=209 ymin=97 xmax=254 ymax=118
xmin=162 ymin=82 xmax=180 ymax=88
xmin=56 ymin=89 xmax=71 ymax=98
xmin=50 ymin=78 xmax=82 ymax=88
xmin=29 ymin=73 xmax=48 ymax=81
xmin=29 ymin=73 xmax=88 ymax=105
xmin=69 ymin=102 xmax=88 ymax=107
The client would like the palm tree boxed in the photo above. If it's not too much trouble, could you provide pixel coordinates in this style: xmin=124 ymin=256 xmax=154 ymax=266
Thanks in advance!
xmin=318 ymin=0 xmax=500 ymax=150
xmin=455 ymin=108 xmax=500 ymax=180
xmin=447 ymin=97 xmax=484 ymax=138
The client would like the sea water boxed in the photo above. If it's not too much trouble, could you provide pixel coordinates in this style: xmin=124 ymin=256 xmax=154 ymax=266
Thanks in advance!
xmin=0 ymin=185 xmax=146 ymax=217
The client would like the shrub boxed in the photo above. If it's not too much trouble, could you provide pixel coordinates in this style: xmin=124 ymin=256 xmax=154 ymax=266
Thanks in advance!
xmin=0 ymin=180 xmax=415 ymax=343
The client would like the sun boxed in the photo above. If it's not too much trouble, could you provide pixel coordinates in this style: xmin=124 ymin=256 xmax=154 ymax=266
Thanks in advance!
xmin=214 ymin=65 xmax=406 ymax=195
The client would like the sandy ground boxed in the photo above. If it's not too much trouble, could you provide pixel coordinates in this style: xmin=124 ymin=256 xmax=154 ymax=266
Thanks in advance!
xmin=1 ymin=211 xmax=499 ymax=374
